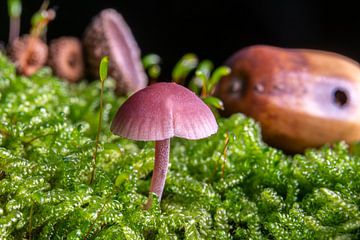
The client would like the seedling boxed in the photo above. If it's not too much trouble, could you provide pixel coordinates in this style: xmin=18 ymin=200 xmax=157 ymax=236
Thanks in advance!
xmin=30 ymin=0 xmax=56 ymax=39
xmin=192 ymin=61 xmax=230 ymax=112
xmin=7 ymin=0 xmax=22 ymax=43
xmin=142 ymin=54 xmax=161 ymax=81
xmin=89 ymin=56 xmax=109 ymax=185
xmin=172 ymin=53 xmax=198 ymax=84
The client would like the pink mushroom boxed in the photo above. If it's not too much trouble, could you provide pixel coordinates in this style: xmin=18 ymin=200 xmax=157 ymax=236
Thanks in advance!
xmin=83 ymin=9 xmax=147 ymax=94
xmin=111 ymin=82 xmax=218 ymax=208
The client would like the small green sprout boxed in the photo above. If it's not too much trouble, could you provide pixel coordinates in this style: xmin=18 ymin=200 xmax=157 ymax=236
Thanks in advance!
xmin=189 ymin=60 xmax=213 ymax=95
xmin=99 ymin=56 xmax=109 ymax=82
xmin=89 ymin=56 xmax=109 ymax=184
xmin=142 ymin=54 xmax=161 ymax=80
xmin=30 ymin=1 xmax=55 ymax=38
xmin=208 ymin=66 xmax=231 ymax=95
xmin=7 ymin=0 xmax=22 ymax=43
xmin=172 ymin=53 xmax=199 ymax=84
xmin=189 ymin=60 xmax=230 ymax=111
xmin=203 ymin=96 xmax=224 ymax=110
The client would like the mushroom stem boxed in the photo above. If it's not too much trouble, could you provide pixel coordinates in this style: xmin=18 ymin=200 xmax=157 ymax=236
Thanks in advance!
xmin=146 ymin=138 xmax=170 ymax=209
xmin=9 ymin=17 xmax=20 ymax=43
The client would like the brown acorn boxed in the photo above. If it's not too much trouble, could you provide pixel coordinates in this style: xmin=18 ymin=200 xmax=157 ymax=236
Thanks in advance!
xmin=8 ymin=35 xmax=48 ymax=76
xmin=48 ymin=37 xmax=84 ymax=82
xmin=215 ymin=45 xmax=360 ymax=153
xmin=83 ymin=8 xmax=147 ymax=94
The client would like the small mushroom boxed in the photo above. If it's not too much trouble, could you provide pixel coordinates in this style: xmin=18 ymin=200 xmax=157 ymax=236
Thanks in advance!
xmin=215 ymin=45 xmax=360 ymax=153
xmin=111 ymin=82 xmax=218 ymax=208
xmin=8 ymin=35 xmax=48 ymax=76
xmin=48 ymin=37 xmax=84 ymax=82
xmin=83 ymin=9 xmax=147 ymax=94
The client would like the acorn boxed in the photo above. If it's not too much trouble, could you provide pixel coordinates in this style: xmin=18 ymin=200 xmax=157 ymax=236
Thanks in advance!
xmin=8 ymin=35 xmax=48 ymax=76
xmin=215 ymin=45 xmax=360 ymax=153
xmin=83 ymin=9 xmax=147 ymax=94
xmin=48 ymin=37 xmax=84 ymax=82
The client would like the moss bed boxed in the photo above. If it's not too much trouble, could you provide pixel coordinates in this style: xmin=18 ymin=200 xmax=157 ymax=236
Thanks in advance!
xmin=0 ymin=53 xmax=359 ymax=239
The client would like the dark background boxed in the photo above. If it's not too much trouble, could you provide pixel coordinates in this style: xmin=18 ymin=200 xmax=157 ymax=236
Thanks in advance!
xmin=1 ymin=0 xmax=359 ymax=77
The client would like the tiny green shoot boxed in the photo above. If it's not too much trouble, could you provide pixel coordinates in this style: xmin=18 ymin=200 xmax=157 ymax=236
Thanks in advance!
xmin=7 ymin=0 xmax=22 ymax=18
xmin=203 ymin=96 xmax=224 ymax=110
xmin=172 ymin=53 xmax=198 ymax=84
xmin=142 ymin=54 xmax=161 ymax=80
xmin=30 ymin=1 xmax=55 ymax=38
xmin=190 ymin=60 xmax=213 ymax=94
xmin=208 ymin=66 xmax=231 ymax=95
xmin=221 ymin=131 xmax=230 ymax=178
xmin=7 ymin=0 xmax=22 ymax=43
xmin=89 ymin=56 xmax=109 ymax=185
xmin=189 ymin=61 xmax=230 ymax=111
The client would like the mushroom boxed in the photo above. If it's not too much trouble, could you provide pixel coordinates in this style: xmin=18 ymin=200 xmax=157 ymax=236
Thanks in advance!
xmin=215 ymin=45 xmax=360 ymax=153
xmin=111 ymin=82 xmax=218 ymax=208
xmin=8 ymin=35 xmax=48 ymax=76
xmin=48 ymin=37 xmax=84 ymax=82
xmin=83 ymin=9 xmax=147 ymax=94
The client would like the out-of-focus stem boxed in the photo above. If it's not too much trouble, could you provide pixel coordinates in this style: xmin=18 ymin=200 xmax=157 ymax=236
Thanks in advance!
xmin=9 ymin=17 xmax=20 ymax=43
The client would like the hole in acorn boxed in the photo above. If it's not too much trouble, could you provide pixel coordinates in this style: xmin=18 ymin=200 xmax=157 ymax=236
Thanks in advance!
xmin=228 ymin=72 xmax=248 ymax=98
xmin=67 ymin=53 xmax=78 ymax=68
xmin=26 ymin=53 xmax=38 ymax=67
xmin=333 ymin=88 xmax=348 ymax=107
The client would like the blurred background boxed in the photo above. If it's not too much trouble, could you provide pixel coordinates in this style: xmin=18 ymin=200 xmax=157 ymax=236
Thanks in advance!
xmin=1 ymin=0 xmax=359 ymax=77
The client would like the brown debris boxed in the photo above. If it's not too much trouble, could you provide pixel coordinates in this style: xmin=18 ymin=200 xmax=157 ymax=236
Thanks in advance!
xmin=8 ymin=35 xmax=48 ymax=76
xmin=48 ymin=37 xmax=84 ymax=82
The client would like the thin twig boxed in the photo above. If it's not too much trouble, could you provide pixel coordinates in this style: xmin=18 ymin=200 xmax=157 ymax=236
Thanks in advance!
xmin=28 ymin=203 xmax=34 ymax=240
xmin=24 ymin=132 xmax=57 ymax=146
xmin=89 ymin=80 xmax=104 ymax=184
xmin=221 ymin=131 xmax=230 ymax=178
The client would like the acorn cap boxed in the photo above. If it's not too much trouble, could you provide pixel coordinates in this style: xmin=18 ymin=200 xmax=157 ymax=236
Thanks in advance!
xmin=8 ymin=35 xmax=48 ymax=76
xmin=111 ymin=82 xmax=218 ymax=141
xmin=83 ymin=8 xmax=147 ymax=94
xmin=48 ymin=37 xmax=84 ymax=82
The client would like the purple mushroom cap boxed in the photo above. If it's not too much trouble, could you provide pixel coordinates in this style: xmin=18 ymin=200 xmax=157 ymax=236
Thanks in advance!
xmin=83 ymin=9 xmax=147 ymax=94
xmin=111 ymin=82 xmax=218 ymax=141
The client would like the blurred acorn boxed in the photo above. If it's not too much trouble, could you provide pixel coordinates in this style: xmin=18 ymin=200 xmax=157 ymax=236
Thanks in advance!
xmin=83 ymin=8 xmax=147 ymax=94
xmin=8 ymin=35 xmax=48 ymax=76
xmin=215 ymin=45 xmax=360 ymax=153
xmin=48 ymin=37 xmax=84 ymax=82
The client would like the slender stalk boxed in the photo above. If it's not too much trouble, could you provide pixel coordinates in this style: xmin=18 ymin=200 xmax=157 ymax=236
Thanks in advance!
xmin=89 ymin=80 xmax=105 ymax=184
xmin=145 ymin=138 xmax=170 ymax=209
xmin=28 ymin=203 xmax=34 ymax=240
xmin=9 ymin=17 xmax=20 ymax=43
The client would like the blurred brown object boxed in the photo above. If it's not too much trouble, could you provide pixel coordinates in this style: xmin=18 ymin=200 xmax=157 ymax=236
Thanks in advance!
xmin=8 ymin=35 xmax=48 ymax=76
xmin=215 ymin=45 xmax=360 ymax=153
xmin=48 ymin=37 xmax=84 ymax=82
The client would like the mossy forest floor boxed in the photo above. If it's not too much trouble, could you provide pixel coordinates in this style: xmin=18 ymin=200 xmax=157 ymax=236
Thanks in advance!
xmin=0 ymin=53 xmax=359 ymax=239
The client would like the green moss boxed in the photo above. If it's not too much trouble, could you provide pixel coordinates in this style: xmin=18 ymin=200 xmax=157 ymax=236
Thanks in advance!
xmin=0 ymin=53 xmax=359 ymax=239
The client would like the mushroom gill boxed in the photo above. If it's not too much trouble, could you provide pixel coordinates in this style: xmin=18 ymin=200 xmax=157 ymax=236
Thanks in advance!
xmin=83 ymin=8 xmax=147 ymax=94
